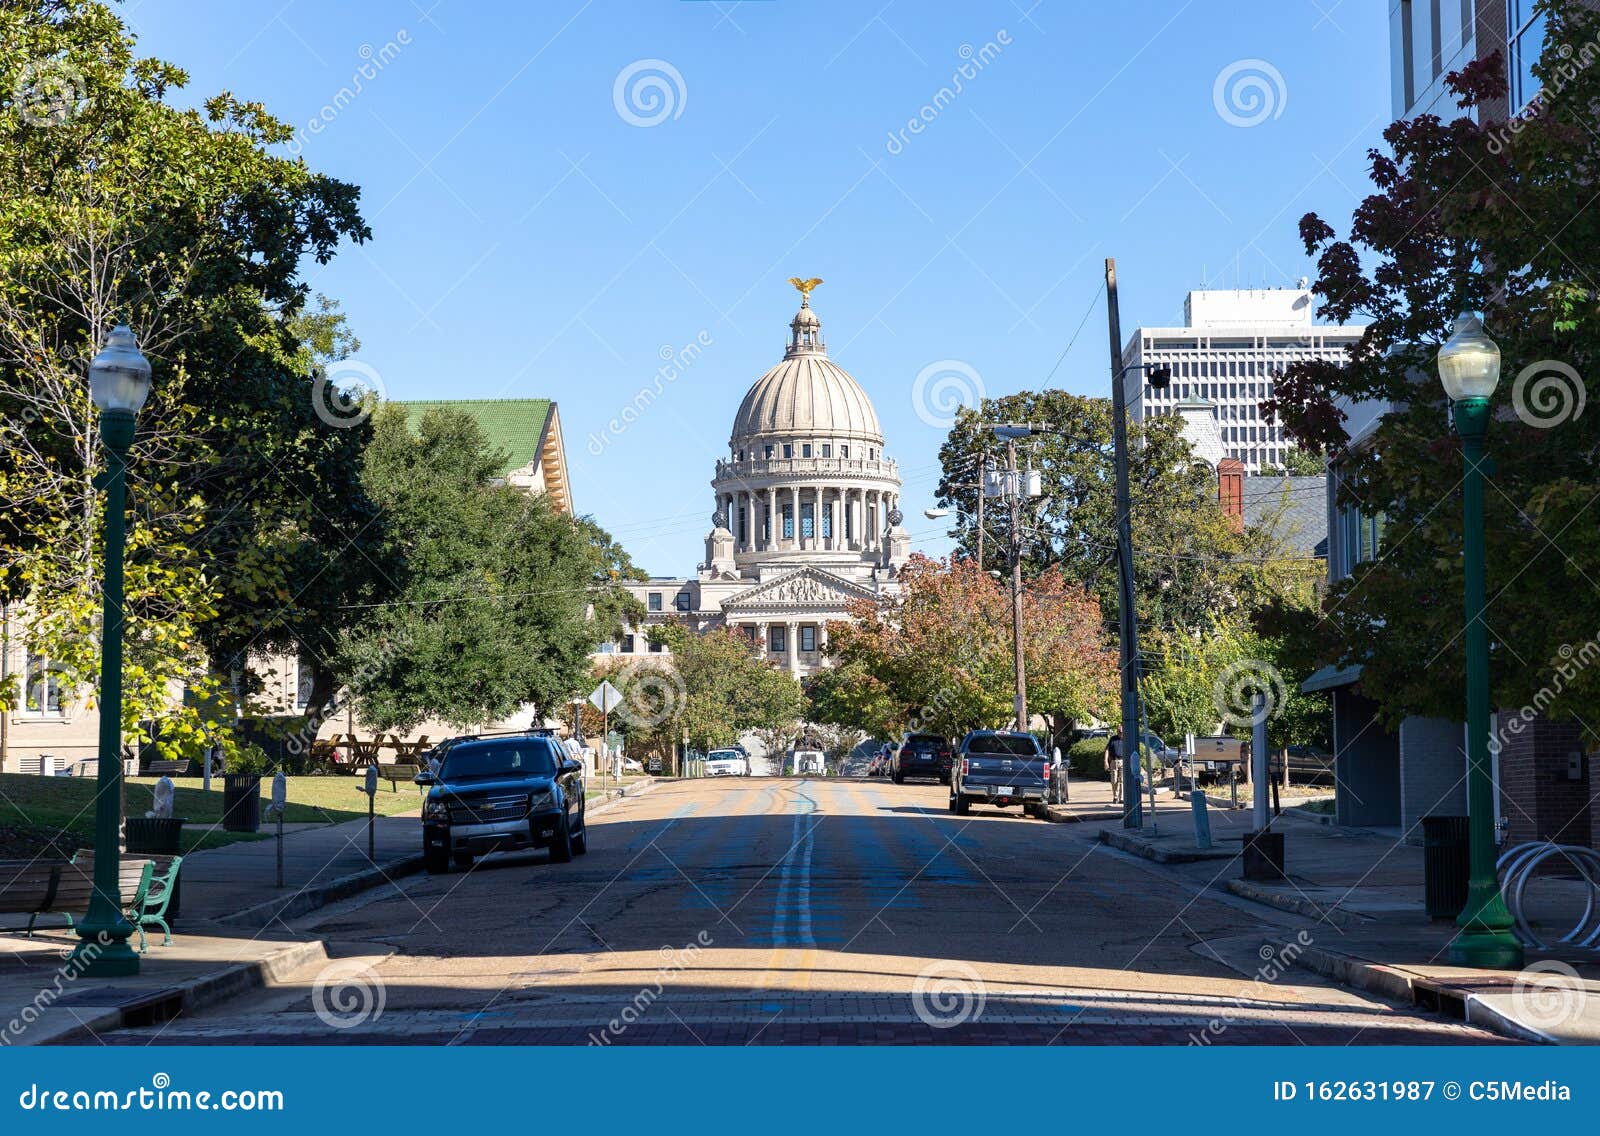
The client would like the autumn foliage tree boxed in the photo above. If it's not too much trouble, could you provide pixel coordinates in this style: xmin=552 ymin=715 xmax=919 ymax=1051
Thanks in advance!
xmin=812 ymin=555 xmax=1116 ymax=746
xmin=1264 ymin=0 xmax=1600 ymax=726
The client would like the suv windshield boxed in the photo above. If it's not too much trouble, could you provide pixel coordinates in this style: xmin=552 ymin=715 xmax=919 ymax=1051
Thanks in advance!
xmin=708 ymin=751 xmax=741 ymax=762
xmin=905 ymin=735 xmax=947 ymax=751
xmin=441 ymin=741 xmax=557 ymax=780
xmin=967 ymin=734 xmax=1041 ymax=757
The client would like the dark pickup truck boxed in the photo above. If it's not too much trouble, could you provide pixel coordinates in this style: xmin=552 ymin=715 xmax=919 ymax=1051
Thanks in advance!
xmin=417 ymin=735 xmax=588 ymax=874
xmin=950 ymin=730 xmax=1051 ymax=819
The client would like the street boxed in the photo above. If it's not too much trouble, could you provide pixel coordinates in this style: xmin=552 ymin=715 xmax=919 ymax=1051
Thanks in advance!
xmin=105 ymin=777 xmax=1503 ymax=1045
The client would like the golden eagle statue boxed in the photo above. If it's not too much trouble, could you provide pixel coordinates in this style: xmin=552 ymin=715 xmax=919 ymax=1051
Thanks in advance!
xmin=788 ymin=276 xmax=823 ymax=302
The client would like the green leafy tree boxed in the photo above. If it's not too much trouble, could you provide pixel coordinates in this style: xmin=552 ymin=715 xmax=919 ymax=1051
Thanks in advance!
xmin=0 ymin=1 xmax=372 ymax=757
xmin=936 ymin=393 xmax=1284 ymax=634
xmin=342 ymin=405 xmax=637 ymax=732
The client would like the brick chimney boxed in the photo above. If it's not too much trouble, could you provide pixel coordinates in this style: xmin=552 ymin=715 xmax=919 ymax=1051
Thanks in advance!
xmin=1217 ymin=457 xmax=1244 ymax=530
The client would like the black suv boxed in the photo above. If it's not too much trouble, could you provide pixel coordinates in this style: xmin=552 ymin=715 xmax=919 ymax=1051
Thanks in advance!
xmin=417 ymin=735 xmax=587 ymax=874
xmin=890 ymin=732 xmax=954 ymax=784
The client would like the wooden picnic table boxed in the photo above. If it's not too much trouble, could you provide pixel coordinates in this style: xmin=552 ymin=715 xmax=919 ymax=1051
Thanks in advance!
xmin=342 ymin=736 xmax=383 ymax=768
xmin=389 ymin=735 xmax=431 ymax=759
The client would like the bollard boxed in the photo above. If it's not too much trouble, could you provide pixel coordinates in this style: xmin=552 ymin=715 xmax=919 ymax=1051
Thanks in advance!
xmin=1191 ymin=790 xmax=1213 ymax=850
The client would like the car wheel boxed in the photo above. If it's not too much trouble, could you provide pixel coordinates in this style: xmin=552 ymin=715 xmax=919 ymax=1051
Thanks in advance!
xmin=950 ymin=792 xmax=969 ymax=816
xmin=424 ymin=848 xmax=450 ymax=875
xmin=572 ymin=807 xmax=589 ymax=855
xmin=892 ymin=770 xmax=904 ymax=785
xmin=453 ymin=851 xmax=474 ymax=870
xmin=549 ymin=810 xmax=574 ymax=863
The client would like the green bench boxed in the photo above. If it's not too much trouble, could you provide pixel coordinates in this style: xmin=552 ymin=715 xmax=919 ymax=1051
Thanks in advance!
xmin=0 ymin=853 xmax=183 ymax=952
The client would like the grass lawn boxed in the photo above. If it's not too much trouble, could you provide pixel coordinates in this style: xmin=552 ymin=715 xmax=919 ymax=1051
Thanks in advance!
xmin=0 ymin=773 xmax=422 ymax=859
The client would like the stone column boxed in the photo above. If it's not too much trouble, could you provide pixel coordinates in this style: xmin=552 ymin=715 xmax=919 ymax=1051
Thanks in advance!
xmin=787 ymin=620 xmax=800 ymax=678
xmin=791 ymin=486 xmax=800 ymax=548
xmin=765 ymin=487 xmax=775 ymax=551
xmin=756 ymin=621 xmax=769 ymax=658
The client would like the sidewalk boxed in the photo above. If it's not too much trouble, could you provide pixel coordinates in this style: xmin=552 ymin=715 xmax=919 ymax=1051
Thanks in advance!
xmin=0 ymin=780 xmax=659 ymax=1044
xmin=1100 ymin=797 xmax=1600 ymax=1044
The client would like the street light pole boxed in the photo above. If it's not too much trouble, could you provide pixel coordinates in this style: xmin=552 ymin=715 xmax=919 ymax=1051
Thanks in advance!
xmin=72 ymin=324 xmax=151 ymax=978
xmin=1105 ymin=259 xmax=1143 ymax=828
xmin=1437 ymin=313 xmax=1523 ymax=969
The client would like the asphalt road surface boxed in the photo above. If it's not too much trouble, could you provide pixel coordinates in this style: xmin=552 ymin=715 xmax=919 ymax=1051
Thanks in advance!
xmin=105 ymin=777 xmax=1505 ymax=1045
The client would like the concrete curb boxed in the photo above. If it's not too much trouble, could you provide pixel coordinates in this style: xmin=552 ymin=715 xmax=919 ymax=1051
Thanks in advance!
xmin=1284 ymin=943 xmax=1552 ymax=1045
xmin=1225 ymin=878 xmax=1369 ymax=927
xmin=220 ymin=854 xmax=426 ymax=929
xmin=1098 ymin=827 xmax=1239 ymax=863
xmin=1044 ymin=806 xmax=1123 ymax=824
xmin=38 ymin=938 xmax=331 ymax=1046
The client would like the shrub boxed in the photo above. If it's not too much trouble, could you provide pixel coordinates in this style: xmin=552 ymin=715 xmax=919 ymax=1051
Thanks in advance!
xmin=1067 ymin=737 xmax=1108 ymax=778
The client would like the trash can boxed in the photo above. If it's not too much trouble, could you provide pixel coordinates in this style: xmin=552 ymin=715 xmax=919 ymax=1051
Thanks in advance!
xmin=221 ymin=773 xmax=262 ymax=833
xmin=1422 ymin=814 xmax=1471 ymax=920
xmin=124 ymin=817 xmax=187 ymax=925
xmin=125 ymin=816 xmax=186 ymax=855
xmin=1242 ymin=829 xmax=1286 ymax=880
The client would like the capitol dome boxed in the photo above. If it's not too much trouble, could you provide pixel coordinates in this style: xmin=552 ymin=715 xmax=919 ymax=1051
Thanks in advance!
xmin=706 ymin=285 xmax=907 ymax=585
xmin=729 ymin=296 xmax=883 ymax=445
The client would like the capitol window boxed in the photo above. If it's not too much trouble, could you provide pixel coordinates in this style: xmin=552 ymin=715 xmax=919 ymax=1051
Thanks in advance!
xmin=783 ymin=504 xmax=794 ymax=539
xmin=783 ymin=443 xmax=793 ymax=459
xmin=821 ymin=444 xmax=831 ymax=458
xmin=802 ymin=443 xmax=813 ymax=457
xmin=764 ymin=444 xmax=774 ymax=459
xmin=800 ymin=503 xmax=814 ymax=538
xmin=623 ymin=635 xmax=636 ymax=653
xmin=648 ymin=592 xmax=663 ymax=611
xmin=800 ymin=626 xmax=816 ymax=653
xmin=840 ymin=445 xmax=849 ymax=458
xmin=769 ymin=626 xmax=786 ymax=653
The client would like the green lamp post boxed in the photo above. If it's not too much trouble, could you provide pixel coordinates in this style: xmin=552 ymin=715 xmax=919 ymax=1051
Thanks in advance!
xmin=69 ymin=323 xmax=151 ymax=978
xmin=1436 ymin=312 xmax=1524 ymax=970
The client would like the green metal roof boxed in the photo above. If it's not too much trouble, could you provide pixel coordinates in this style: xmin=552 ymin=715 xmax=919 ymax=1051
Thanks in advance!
xmin=394 ymin=398 xmax=553 ymax=476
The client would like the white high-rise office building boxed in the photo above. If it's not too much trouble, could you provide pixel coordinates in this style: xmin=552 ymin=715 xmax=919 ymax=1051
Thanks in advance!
xmin=1120 ymin=288 xmax=1366 ymax=475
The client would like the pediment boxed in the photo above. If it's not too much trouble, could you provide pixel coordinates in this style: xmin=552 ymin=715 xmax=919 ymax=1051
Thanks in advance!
xmin=723 ymin=566 xmax=879 ymax=611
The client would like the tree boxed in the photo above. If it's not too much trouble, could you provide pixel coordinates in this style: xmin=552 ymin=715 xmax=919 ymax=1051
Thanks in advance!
xmin=601 ymin=624 xmax=805 ymax=754
xmin=936 ymin=392 xmax=1288 ymax=635
xmin=342 ymin=405 xmax=637 ymax=732
xmin=0 ymin=1 xmax=373 ymax=757
xmin=1260 ymin=445 xmax=1325 ymax=476
xmin=818 ymin=555 xmax=1117 ymax=746
xmin=1263 ymin=0 xmax=1600 ymax=726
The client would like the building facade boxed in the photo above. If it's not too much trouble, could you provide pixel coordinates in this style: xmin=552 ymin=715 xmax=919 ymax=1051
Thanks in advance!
xmin=601 ymin=288 xmax=910 ymax=679
xmin=1121 ymin=288 xmax=1366 ymax=474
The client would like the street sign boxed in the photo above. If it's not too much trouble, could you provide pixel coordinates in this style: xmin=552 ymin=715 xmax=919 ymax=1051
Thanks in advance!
xmin=589 ymin=680 xmax=623 ymax=713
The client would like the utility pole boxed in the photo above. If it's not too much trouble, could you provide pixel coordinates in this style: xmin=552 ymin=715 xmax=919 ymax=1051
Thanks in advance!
xmin=1005 ymin=436 xmax=1026 ymax=732
xmin=1105 ymin=258 xmax=1144 ymax=829
xmin=975 ymin=472 xmax=985 ymax=571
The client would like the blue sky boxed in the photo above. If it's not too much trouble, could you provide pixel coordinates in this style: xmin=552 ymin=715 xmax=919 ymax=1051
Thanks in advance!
xmin=123 ymin=0 xmax=1390 ymax=573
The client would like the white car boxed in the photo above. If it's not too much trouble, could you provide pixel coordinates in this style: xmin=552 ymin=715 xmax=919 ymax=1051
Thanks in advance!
xmin=705 ymin=749 xmax=747 ymax=777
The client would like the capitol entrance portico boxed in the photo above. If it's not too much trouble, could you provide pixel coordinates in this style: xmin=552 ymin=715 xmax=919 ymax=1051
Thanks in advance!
xmin=600 ymin=282 xmax=910 ymax=679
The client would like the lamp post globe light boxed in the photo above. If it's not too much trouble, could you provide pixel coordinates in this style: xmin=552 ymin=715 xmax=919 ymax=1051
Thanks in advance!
xmin=71 ymin=323 xmax=151 ymax=977
xmin=1436 ymin=312 xmax=1523 ymax=969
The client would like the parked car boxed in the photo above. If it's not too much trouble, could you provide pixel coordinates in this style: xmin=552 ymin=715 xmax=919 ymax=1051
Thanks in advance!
xmin=705 ymin=749 xmax=748 ymax=777
xmin=890 ymin=732 xmax=954 ymax=785
xmin=792 ymin=749 xmax=827 ymax=776
xmin=620 ymin=756 xmax=645 ymax=775
xmin=417 ymin=735 xmax=587 ymax=874
xmin=950 ymin=731 xmax=1051 ymax=818
xmin=1176 ymin=735 xmax=1246 ymax=786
